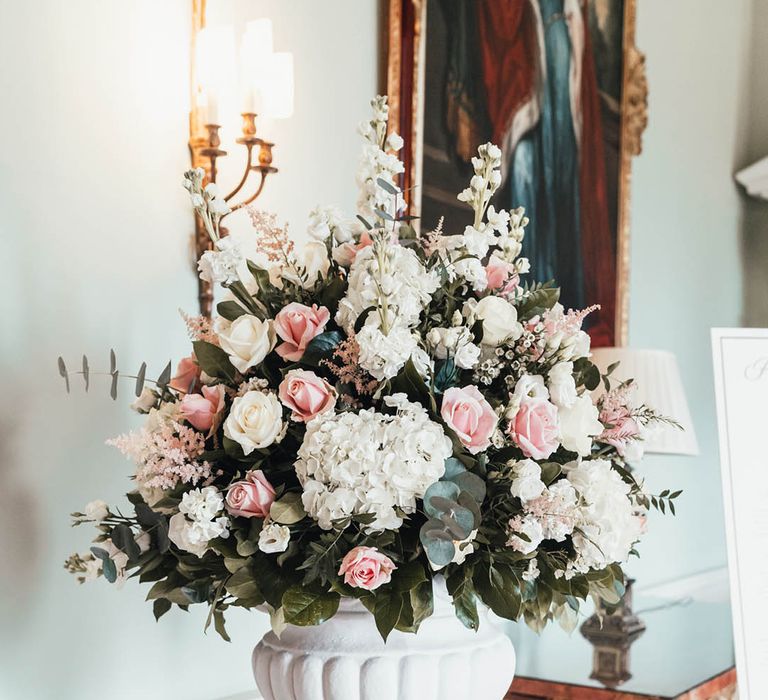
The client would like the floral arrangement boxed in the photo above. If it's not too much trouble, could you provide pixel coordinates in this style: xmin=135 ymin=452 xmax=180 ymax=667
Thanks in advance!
xmin=64 ymin=96 xmax=679 ymax=641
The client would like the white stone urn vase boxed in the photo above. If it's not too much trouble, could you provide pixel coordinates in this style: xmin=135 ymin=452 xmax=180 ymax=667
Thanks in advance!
xmin=252 ymin=578 xmax=515 ymax=700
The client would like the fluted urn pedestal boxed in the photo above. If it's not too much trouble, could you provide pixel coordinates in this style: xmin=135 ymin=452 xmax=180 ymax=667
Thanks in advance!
xmin=252 ymin=578 xmax=515 ymax=700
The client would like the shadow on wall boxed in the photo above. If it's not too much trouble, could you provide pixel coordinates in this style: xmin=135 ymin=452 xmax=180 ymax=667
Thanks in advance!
xmin=742 ymin=199 xmax=768 ymax=326
xmin=0 ymin=411 xmax=40 ymax=618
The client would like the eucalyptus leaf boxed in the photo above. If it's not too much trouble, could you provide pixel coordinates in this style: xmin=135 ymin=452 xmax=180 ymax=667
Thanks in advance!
xmin=82 ymin=355 xmax=89 ymax=391
xmin=110 ymin=370 xmax=119 ymax=400
xmin=376 ymin=177 xmax=398 ymax=195
xmin=423 ymin=537 xmax=455 ymax=567
xmin=453 ymin=472 xmax=486 ymax=503
xmin=135 ymin=361 xmax=147 ymax=397
xmin=102 ymin=557 xmax=117 ymax=583
xmin=156 ymin=360 xmax=172 ymax=389
xmin=57 ymin=356 xmax=70 ymax=393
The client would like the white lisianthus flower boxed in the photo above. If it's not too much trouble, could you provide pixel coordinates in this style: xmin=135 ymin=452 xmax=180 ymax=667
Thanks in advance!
xmin=509 ymin=459 xmax=546 ymax=502
xmin=84 ymin=500 xmax=109 ymax=521
xmin=474 ymin=295 xmax=522 ymax=346
xmin=168 ymin=513 xmax=208 ymax=557
xmin=215 ymin=315 xmax=276 ymax=373
xmin=548 ymin=362 xmax=577 ymax=408
xmin=426 ymin=326 xmax=481 ymax=369
xmin=558 ymin=395 xmax=603 ymax=456
xmin=224 ymin=391 xmax=284 ymax=455
xmin=258 ymin=522 xmax=291 ymax=554
xmin=356 ymin=324 xmax=420 ymax=380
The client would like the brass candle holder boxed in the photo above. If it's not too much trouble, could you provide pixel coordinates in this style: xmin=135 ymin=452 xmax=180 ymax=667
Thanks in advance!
xmin=188 ymin=112 xmax=278 ymax=316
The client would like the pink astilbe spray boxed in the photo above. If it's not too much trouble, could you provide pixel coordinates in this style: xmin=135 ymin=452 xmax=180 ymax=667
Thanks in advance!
xmin=180 ymin=309 xmax=218 ymax=344
xmin=247 ymin=208 xmax=294 ymax=264
xmin=598 ymin=382 xmax=641 ymax=457
xmin=107 ymin=417 xmax=211 ymax=490
xmin=321 ymin=333 xmax=379 ymax=397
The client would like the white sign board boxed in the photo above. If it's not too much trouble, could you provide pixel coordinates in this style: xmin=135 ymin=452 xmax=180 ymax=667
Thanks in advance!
xmin=712 ymin=328 xmax=768 ymax=700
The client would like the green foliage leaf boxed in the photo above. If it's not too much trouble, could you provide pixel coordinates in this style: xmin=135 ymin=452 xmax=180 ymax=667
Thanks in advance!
xmin=282 ymin=586 xmax=340 ymax=626
xmin=452 ymin=472 xmax=486 ymax=503
xmin=217 ymin=300 xmax=248 ymax=322
xmin=516 ymin=281 xmax=560 ymax=318
xmin=192 ymin=340 xmax=237 ymax=382
xmin=390 ymin=358 xmax=435 ymax=411
xmin=373 ymin=589 xmax=403 ymax=641
xmin=135 ymin=361 xmax=147 ymax=397
xmin=473 ymin=562 xmax=521 ymax=620
xmin=540 ymin=462 xmax=562 ymax=485
xmin=301 ymin=331 xmax=343 ymax=368
xmin=433 ymin=359 xmax=458 ymax=395
xmin=153 ymin=598 xmax=172 ymax=621
xmin=573 ymin=358 xmax=600 ymax=391
xmin=446 ymin=569 xmax=479 ymax=630
xmin=213 ymin=609 xmax=231 ymax=642
xmin=181 ymin=580 xmax=211 ymax=604
xmin=111 ymin=523 xmax=141 ymax=563
xmin=110 ymin=370 xmax=119 ymax=400
xmin=270 ymin=492 xmax=306 ymax=525
xmin=57 ymin=356 xmax=70 ymax=392
xmin=156 ymin=360 xmax=172 ymax=390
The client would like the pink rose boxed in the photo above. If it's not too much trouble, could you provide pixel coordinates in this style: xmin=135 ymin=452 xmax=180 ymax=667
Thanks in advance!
xmin=273 ymin=303 xmax=331 ymax=362
xmin=332 ymin=231 xmax=373 ymax=267
xmin=170 ymin=355 xmax=201 ymax=393
xmin=180 ymin=384 xmax=225 ymax=433
xmin=485 ymin=255 xmax=517 ymax=292
xmin=225 ymin=470 xmax=276 ymax=518
xmin=338 ymin=546 xmax=396 ymax=591
xmin=441 ymin=385 xmax=498 ymax=454
xmin=278 ymin=369 xmax=336 ymax=422
xmin=508 ymin=397 xmax=559 ymax=460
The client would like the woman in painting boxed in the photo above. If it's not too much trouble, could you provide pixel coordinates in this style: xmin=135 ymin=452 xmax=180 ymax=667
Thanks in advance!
xmin=442 ymin=0 xmax=616 ymax=346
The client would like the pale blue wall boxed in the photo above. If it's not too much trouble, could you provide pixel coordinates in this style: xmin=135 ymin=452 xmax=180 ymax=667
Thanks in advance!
xmin=624 ymin=0 xmax=751 ymax=586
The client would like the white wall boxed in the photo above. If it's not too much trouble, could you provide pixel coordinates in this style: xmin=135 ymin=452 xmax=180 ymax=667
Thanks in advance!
xmin=625 ymin=0 xmax=750 ymax=586
xmin=0 ymin=1 xmax=378 ymax=699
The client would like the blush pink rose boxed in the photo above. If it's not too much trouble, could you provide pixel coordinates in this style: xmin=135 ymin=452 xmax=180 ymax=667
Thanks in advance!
xmin=278 ymin=369 xmax=336 ymax=422
xmin=338 ymin=546 xmax=396 ymax=591
xmin=441 ymin=385 xmax=499 ymax=454
xmin=507 ymin=397 xmax=560 ymax=460
xmin=333 ymin=231 xmax=374 ymax=267
xmin=273 ymin=303 xmax=331 ymax=362
xmin=180 ymin=384 xmax=225 ymax=432
xmin=485 ymin=256 xmax=516 ymax=291
xmin=170 ymin=355 xmax=201 ymax=393
xmin=225 ymin=470 xmax=276 ymax=518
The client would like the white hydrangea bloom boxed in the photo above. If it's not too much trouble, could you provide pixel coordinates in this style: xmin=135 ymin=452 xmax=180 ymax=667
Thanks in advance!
xmin=307 ymin=205 xmax=351 ymax=243
xmin=295 ymin=399 xmax=452 ymax=531
xmin=169 ymin=487 xmax=230 ymax=558
xmin=509 ymin=459 xmax=546 ymax=502
xmin=565 ymin=459 xmax=644 ymax=573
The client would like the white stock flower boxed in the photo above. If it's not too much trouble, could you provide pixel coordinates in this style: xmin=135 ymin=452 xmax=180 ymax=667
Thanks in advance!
xmin=548 ymin=362 xmax=577 ymax=408
xmin=462 ymin=225 xmax=493 ymax=258
xmin=258 ymin=522 xmax=291 ymax=553
xmin=215 ymin=315 xmax=276 ymax=373
xmin=224 ymin=391 xmax=284 ymax=455
xmin=356 ymin=324 xmax=420 ymax=380
xmin=474 ymin=295 xmax=522 ymax=346
xmin=336 ymin=245 xmax=438 ymax=333
xmin=559 ymin=395 xmax=602 ymax=457
xmin=295 ymin=401 xmax=452 ymax=531
xmin=452 ymin=256 xmax=488 ymax=292
xmin=522 ymin=558 xmax=540 ymax=582
xmin=426 ymin=326 xmax=481 ymax=369
xmin=168 ymin=513 xmax=207 ymax=557
xmin=83 ymin=500 xmax=109 ymax=521
xmin=307 ymin=205 xmax=351 ymax=243
xmin=509 ymin=460 xmax=546 ymax=502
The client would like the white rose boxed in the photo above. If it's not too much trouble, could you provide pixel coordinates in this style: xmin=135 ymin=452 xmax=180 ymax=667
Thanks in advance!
xmin=474 ymin=295 xmax=522 ymax=346
xmin=559 ymin=394 xmax=603 ymax=456
xmin=258 ymin=522 xmax=291 ymax=553
xmin=84 ymin=500 xmax=109 ymax=521
xmin=509 ymin=459 xmax=546 ymax=502
xmin=224 ymin=391 xmax=284 ymax=455
xmin=298 ymin=241 xmax=330 ymax=288
xmin=215 ymin=315 xmax=276 ymax=373
xmin=548 ymin=362 xmax=577 ymax=408
xmin=168 ymin=513 xmax=208 ymax=557
xmin=130 ymin=388 xmax=157 ymax=413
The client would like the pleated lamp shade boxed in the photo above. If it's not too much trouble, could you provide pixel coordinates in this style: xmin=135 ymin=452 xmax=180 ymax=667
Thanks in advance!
xmin=590 ymin=348 xmax=699 ymax=456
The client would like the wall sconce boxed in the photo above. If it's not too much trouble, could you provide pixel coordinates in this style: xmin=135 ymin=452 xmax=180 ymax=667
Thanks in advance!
xmin=189 ymin=1 xmax=294 ymax=316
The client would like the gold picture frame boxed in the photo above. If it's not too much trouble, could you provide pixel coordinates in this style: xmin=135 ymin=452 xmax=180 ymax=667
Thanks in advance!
xmin=385 ymin=0 xmax=648 ymax=347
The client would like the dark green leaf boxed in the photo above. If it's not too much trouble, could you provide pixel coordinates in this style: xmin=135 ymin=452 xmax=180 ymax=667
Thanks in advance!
xmin=390 ymin=358 xmax=435 ymax=411
xmin=282 ymin=586 xmax=340 ymax=626
xmin=433 ymin=359 xmax=458 ymax=394
xmin=540 ymin=462 xmax=562 ymax=485
xmin=90 ymin=546 xmax=110 ymax=561
xmin=192 ymin=340 xmax=237 ymax=382
xmin=110 ymin=370 xmax=119 ymax=400
xmin=217 ymin=300 xmax=248 ymax=322
xmin=301 ymin=330 xmax=344 ymax=367
xmin=110 ymin=349 xmax=117 ymax=374
xmin=373 ymin=590 xmax=403 ymax=641
xmin=446 ymin=569 xmax=479 ymax=630
xmin=356 ymin=214 xmax=373 ymax=230
xmin=213 ymin=609 xmax=231 ymax=642
xmin=474 ymin=563 xmax=521 ymax=620
xmin=181 ymin=580 xmax=211 ymax=604
xmin=156 ymin=360 xmax=172 ymax=389
xmin=153 ymin=598 xmax=172 ymax=621
xmin=111 ymin=523 xmax=141 ymax=562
